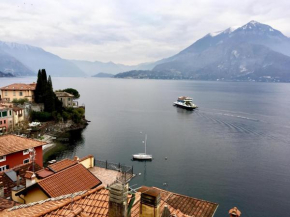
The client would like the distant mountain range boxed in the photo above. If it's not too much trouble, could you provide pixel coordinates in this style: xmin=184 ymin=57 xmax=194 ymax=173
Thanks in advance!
xmin=0 ymin=41 xmax=85 ymax=77
xmin=92 ymin=72 xmax=114 ymax=78
xmin=116 ymin=21 xmax=290 ymax=82
xmin=2 ymin=20 xmax=290 ymax=81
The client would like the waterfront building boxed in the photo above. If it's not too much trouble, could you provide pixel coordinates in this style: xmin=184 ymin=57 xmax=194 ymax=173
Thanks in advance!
xmin=55 ymin=91 xmax=76 ymax=107
xmin=0 ymin=83 xmax=36 ymax=103
xmin=0 ymin=106 xmax=13 ymax=134
xmin=0 ymin=135 xmax=45 ymax=171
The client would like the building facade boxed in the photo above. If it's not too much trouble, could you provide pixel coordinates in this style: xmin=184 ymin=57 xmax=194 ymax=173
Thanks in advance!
xmin=0 ymin=135 xmax=45 ymax=171
xmin=0 ymin=83 xmax=36 ymax=103
xmin=0 ymin=106 xmax=13 ymax=134
xmin=55 ymin=91 xmax=75 ymax=107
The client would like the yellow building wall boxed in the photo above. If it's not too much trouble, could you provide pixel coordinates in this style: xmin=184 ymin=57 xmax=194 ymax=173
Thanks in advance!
xmin=1 ymin=90 xmax=34 ymax=102
xmin=24 ymin=187 xmax=49 ymax=204
xmin=11 ymin=190 xmax=24 ymax=203
xmin=80 ymin=156 xmax=94 ymax=169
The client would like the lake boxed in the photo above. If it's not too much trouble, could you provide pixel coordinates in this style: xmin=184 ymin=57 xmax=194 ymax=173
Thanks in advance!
xmin=1 ymin=77 xmax=290 ymax=217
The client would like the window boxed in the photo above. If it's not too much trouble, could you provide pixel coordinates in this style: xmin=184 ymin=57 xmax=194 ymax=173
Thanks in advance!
xmin=19 ymin=91 xmax=23 ymax=96
xmin=0 ymin=165 xmax=7 ymax=172
xmin=9 ymin=110 xmax=11 ymax=116
xmin=13 ymin=91 xmax=16 ymax=96
xmin=0 ymin=121 xmax=2 ymax=125
xmin=23 ymin=149 xmax=29 ymax=155
xmin=68 ymin=98 xmax=71 ymax=101
xmin=0 ymin=156 xmax=6 ymax=162
xmin=3 ymin=120 xmax=6 ymax=124
xmin=23 ymin=159 xmax=29 ymax=164
xmin=2 ymin=111 xmax=7 ymax=117
xmin=5 ymin=91 xmax=7 ymax=96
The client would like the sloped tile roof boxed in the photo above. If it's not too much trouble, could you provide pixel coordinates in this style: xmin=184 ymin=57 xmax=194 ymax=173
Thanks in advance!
xmin=37 ymin=164 xmax=102 ymax=197
xmin=55 ymin=92 xmax=74 ymax=97
xmin=2 ymin=186 xmax=218 ymax=217
xmin=48 ymin=159 xmax=77 ymax=172
xmin=0 ymin=198 xmax=19 ymax=211
xmin=0 ymin=83 xmax=36 ymax=91
xmin=0 ymin=135 xmax=46 ymax=156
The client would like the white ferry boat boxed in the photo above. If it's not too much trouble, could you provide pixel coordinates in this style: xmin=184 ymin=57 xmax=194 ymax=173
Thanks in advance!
xmin=173 ymin=96 xmax=197 ymax=110
xmin=132 ymin=134 xmax=152 ymax=160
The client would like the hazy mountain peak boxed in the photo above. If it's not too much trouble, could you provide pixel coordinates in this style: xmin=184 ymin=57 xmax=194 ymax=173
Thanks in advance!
xmin=0 ymin=41 xmax=43 ymax=51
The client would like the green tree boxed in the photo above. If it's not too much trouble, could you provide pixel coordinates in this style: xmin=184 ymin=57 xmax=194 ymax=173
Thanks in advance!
xmin=63 ymin=88 xmax=80 ymax=99
xmin=34 ymin=70 xmax=42 ymax=103
xmin=44 ymin=76 xmax=55 ymax=112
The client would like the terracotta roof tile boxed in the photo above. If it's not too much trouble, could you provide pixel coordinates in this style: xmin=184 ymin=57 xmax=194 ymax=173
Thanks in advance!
xmin=48 ymin=159 xmax=77 ymax=172
xmin=0 ymin=135 xmax=46 ymax=156
xmin=0 ymin=83 xmax=36 ymax=91
xmin=38 ymin=164 xmax=101 ymax=197
xmin=0 ymin=198 xmax=20 ymax=211
xmin=2 ymin=186 xmax=218 ymax=217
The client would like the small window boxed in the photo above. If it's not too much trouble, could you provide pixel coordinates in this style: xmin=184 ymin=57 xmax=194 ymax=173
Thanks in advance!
xmin=2 ymin=111 xmax=7 ymax=117
xmin=19 ymin=91 xmax=23 ymax=96
xmin=9 ymin=111 xmax=11 ymax=116
xmin=68 ymin=98 xmax=71 ymax=101
xmin=13 ymin=91 xmax=16 ymax=96
xmin=5 ymin=91 xmax=7 ymax=96
xmin=23 ymin=149 xmax=29 ymax=155
xmin=0 ymin=121 xmax=2 ymax=125
xmin=0 ymin=156 xmax=6 ymax=162
xmin=0 ymin=165 xmax=7 ymax=172
xmin=23 ymin=159 xmax=29 ymax=164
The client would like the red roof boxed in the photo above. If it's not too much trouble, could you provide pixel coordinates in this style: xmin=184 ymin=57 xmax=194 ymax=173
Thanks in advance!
xmin=0 ymin=83 xmax=36 ymax=91
xmin=48 ymin=159 xmax=77 ymax=172
xmin=37 ymin=164 xmax=102 ymax=197
xmin=0 ymin=135 xmax=46 ymax=156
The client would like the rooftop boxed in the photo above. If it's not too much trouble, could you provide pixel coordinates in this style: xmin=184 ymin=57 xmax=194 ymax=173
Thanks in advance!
xmin=47 ymin=159 xmax=77 ymax=173
xmin=0 ymin=198 xmax=19 ymax=211
xmin=33 ymin=164 xmax=101 ymax=197
xmin=3 ymin=186 xmax=218 ymax=217
xmin=0 ymin=83 xmax=36 ymax=91
xmin=55 ymin=91 xmax=74 ymax=98
xmin=0 ymin=135 xmax=46 ymax=156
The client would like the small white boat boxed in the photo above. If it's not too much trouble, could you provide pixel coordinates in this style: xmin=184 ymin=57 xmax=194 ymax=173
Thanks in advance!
xmin=133 ymin=134 xmax=152 ymax=160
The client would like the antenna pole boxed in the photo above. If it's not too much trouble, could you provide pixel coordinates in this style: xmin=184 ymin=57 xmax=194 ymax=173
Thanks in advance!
xmin=145 ymin=134 xmax=147 ymax=154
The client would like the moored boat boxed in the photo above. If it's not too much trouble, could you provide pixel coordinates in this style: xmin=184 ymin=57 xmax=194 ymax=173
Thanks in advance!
xmin=132 ymin=134 xmax=152 ymax=160
xmin=173 ymin=96 xmax=197 ymax=110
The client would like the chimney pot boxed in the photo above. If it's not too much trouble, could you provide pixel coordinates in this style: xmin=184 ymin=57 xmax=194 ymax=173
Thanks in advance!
xmin=229 ymin=207 xmax=241 ymax=217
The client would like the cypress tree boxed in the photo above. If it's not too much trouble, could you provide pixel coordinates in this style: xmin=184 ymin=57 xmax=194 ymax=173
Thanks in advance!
xmin=34 ymin=70 xmax=42 ymax=103
xmin=44 ymin=75 xmax=55 ymax=112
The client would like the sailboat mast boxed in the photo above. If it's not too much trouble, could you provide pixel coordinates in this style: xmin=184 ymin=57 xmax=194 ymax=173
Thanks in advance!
xmin=145 ymin=134 xmax=147 ymax=154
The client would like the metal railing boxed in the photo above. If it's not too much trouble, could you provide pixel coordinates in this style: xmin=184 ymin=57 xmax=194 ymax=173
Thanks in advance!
xmin=94 ymin=159 xmax=134 ymax=184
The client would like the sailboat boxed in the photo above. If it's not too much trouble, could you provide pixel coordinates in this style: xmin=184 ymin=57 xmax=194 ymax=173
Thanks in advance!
xmin=132 ymin=134 xmax=152 ymax=160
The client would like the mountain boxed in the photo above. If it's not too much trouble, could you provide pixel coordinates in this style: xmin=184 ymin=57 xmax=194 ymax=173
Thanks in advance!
xmin=0 ymin=50 xmax=34 ymax=76
xmin=92 ymin=72 xmax=114 ymax=78
xmin=71 ymin=60 xmax=157 ymax=76
xmin=117 ymin=21 xmax=290 ymax=82
xmin=0 ymin=71 xmax=14 ymax=77
xmin=0 ymin=41 xmax=85 ymax=77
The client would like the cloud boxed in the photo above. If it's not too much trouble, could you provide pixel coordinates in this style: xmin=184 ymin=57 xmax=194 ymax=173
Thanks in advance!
xmin=0 ymin=0 xmax=289 ymax=64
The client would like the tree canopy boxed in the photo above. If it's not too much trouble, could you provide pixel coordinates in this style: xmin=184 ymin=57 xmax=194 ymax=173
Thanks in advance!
xmin=62 ymin=88 xmax=80 ymax=99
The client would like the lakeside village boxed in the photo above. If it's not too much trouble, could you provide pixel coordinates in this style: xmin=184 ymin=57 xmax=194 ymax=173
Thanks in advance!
xmin=0 ymin=70 xmax=240 ymax=217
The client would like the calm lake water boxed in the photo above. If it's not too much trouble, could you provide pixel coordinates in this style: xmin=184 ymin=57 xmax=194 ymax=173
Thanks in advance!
xmin=1 ymin=77 xmax=290 ymax=217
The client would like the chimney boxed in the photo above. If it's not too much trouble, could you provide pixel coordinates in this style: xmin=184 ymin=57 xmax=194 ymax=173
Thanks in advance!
xmin=229 ymin=207 xmax=241 ymax=217
xmin=108 ymin=182 xmax=128 ymax=217
xmin=74 ymin=156 xmax=79 ymax=161
xmin=138 ymin=186 xmax=161 ymax=217
xmin=25 ymin=171 xmax=36 ymax=187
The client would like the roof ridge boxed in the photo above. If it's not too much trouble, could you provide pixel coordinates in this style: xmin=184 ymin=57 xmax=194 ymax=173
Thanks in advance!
xmin=0 ymin=134 xmax=47 ymax=145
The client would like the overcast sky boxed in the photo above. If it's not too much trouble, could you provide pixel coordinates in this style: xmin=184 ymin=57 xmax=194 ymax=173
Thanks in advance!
xmin=0 ymin=0 xmax=289 ymax=65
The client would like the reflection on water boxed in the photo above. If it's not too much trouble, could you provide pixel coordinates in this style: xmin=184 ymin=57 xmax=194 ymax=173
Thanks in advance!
xmin=43 ymin=129 xmax=85 ymax=165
